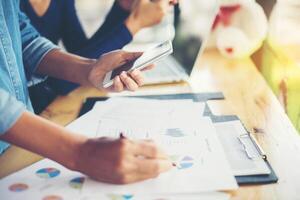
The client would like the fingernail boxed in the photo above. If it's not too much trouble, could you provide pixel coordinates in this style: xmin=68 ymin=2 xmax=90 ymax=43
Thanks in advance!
xmin=120 ymin=72 xmax=126 ymax=77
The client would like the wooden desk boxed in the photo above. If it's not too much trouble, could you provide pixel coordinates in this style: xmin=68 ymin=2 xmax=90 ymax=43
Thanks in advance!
xmin=1 ymin=49 xmax=300 ymax=199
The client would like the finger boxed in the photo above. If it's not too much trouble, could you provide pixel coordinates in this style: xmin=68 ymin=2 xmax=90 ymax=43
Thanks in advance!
xmin=120 ymin=72 xmax=139 ymax=91
xmin=116 ymin=169 xmax=160 ymax=184
xmin=105 ymin=76 xmax=123 ymax=92
xmin=141 ymin=64 xmax=155 ymax=72
xmin=135 ymin=158 xmax=173 ymax=175
xmin=119 ymin=159 xmax=172 ymax=184
xmin=124 ymin=173 xmax=159 ymax=184
xmin=113 ymin=76 xmax=124 ymax=92
xmin=133 ymin=140 xmax=169 ymax=159
xmin=129 ymin=69 xmax=144 ymax=86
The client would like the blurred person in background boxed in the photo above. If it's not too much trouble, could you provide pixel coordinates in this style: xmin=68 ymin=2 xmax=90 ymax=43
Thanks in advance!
xmin=21 ymin=0 xmax=177 ymax=114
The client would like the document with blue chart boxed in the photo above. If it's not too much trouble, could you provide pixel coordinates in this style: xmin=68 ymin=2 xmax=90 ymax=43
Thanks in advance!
xmin=81 ymin=97 xmax=237 ymax=194
xmin=78 ymin=92 xmax=278 ymax=185
xmin=0 ymin=93 xmax=238 ymax=200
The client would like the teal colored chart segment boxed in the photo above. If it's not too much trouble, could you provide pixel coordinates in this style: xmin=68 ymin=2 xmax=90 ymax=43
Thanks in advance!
xmin=69 ymin=177 xmax=85 ymax=189
xmin=36 ymin=168 xmax=60 ymax=179
xmin=107 ymin=194 xmax=134 ymax=200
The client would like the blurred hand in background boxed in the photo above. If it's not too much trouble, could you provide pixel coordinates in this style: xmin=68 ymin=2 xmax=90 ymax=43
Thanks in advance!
xmin=118 ymin=0 xmax=178 ymax=11
xmin=122 ymin=0 xmax=178 ymax=34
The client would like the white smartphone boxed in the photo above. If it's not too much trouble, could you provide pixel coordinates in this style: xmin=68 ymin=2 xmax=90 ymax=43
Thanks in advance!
xmin=102 ymin=40 xmax=173 ymax=88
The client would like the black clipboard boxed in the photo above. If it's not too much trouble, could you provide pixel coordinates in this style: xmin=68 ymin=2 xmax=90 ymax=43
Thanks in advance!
xmin=78 ymin=92 xmax=278 ymax=185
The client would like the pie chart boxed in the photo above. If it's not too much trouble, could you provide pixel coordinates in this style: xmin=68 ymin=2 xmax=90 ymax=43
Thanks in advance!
xmin=8 ymin=183 xmax=28 ymax=192
xmin=177 ymin=156 xmax=194 ymax=170
xmin=122 ymin=195 xmax=133 ymax=200
xmin=69 ymin=177 xmax=85 ymax=189
xmin=36 ymin=168 xmax=60 ymax=179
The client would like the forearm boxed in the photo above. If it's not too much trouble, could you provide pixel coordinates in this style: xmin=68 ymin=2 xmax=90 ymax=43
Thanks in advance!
xmin=0 ymin=111 xmax=86 ymax=170
xmin=37 ymin=49 xmax=97 ymax=86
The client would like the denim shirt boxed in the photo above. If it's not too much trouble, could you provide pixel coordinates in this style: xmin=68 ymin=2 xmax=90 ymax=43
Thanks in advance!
xmin=0 ymin=1 xmax=57 ymax=154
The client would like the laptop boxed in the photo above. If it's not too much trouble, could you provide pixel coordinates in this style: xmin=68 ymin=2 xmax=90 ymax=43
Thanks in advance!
xmin=142 ymin=1 xmax=219 ymax=85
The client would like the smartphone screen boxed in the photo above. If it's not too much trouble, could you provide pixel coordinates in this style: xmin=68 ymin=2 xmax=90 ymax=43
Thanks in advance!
xmin=103 ymin=41 xmax=173 ymax=87
xmin=110 ymin=60 xmax=137 ymax=81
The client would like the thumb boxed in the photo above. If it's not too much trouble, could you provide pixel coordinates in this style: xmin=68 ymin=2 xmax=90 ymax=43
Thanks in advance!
xmin=105 ymin=51 xmax=143 ymax=71
xmin=122 ymin=51 xmax=143 ymax=63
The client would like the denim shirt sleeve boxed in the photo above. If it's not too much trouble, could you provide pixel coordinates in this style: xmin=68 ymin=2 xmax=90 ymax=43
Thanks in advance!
xmin=18 ymin=10 xmax=58 ymax=80
xmin=0 ymin=89 xmax=26 ymax=134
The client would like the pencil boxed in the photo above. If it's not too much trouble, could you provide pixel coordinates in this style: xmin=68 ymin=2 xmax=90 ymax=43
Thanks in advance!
xmin=119 ymin=132 xmax=126 ymax=139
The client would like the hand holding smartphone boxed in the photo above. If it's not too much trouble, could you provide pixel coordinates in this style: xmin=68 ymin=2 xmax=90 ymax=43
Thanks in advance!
xmin=102 ymin=40 xmax=173 ymax=88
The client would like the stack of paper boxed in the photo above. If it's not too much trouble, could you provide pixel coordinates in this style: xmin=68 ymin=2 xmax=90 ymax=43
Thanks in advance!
xmin=0 ymin=97 xmax=237 ymax=200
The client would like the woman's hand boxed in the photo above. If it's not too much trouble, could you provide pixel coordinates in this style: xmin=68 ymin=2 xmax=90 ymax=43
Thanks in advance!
xmin=74 ymin=137 xmax=172 ymax=184
xmin=124 ymin=0 xmax=178 ymax=35
xmin=118 ymin=0 xmax=135 ymax=11
xmin=118 ymin=0 xmax=178 ymax=11
xmin=88 ymin=50 xmax=152 ymax=92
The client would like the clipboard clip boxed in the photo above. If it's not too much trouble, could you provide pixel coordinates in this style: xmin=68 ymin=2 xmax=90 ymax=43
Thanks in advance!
xmin=238 ymin=133 xmax=267 ymax=160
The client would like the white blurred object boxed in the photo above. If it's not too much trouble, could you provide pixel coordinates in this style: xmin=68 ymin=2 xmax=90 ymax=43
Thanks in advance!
xmin=209 ymin=0 xmax=268 ymax=59
xmin=76 ymin=0 xmax=114 ymax=37
xmin=269 ymin=0 xmax=300 ymax=45
xmin=128 ymin=0 xmax=217 ymax=47
xmin=130 ymin=7 xmax=175 ymax=44
xmin=217 ymin=27 xmax=251 ymax=58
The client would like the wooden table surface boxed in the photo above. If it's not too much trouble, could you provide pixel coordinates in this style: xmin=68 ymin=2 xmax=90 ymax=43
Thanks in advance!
xmin=1 ymin=49 xmax=300 ymax=200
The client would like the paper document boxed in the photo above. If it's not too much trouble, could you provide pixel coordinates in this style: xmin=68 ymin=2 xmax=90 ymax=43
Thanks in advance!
xmin=0 ymin=98 xmax=237 ymax=199
xmin=0 ymin=157 xmax=229 ymax=200
xmin=214 ymin=120 xmax=270 ymax=176
xmin=82 ymin=98 xmax=237 ymax=194
xmin=0 ymin=159 xmax=84 ymax=200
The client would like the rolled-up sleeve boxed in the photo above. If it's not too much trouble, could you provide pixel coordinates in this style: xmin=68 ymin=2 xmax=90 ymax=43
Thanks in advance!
xmin=18 ymin=10 xmax=58 ymax=80
xmin=0 ymin=89 xmax=25 ymax=134
xmin=0 ymin=89 xmax=25 ymax=154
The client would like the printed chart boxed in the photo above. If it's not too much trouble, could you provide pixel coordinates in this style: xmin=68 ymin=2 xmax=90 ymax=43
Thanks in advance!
xmin=170 ymin=155 xmax=194 ymax=170
xmin=165 ymin=128 xmax=186 ymax=137
xmin=36 ymin=168 xmax=61 ymax=179
xmin=8 ymin=183 xmax=29 ymax=192
xmin=69 ymin=177 xmax=85 ymax=189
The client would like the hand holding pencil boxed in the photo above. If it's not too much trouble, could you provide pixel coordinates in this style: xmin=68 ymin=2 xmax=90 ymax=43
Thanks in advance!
xmin=74 ymin=133 xmax=173 ymax=184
